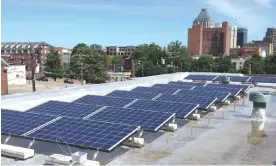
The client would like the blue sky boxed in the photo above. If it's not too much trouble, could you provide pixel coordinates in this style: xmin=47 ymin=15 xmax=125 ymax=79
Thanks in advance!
xmin=2 ymin=0 xmax=276 ymax=48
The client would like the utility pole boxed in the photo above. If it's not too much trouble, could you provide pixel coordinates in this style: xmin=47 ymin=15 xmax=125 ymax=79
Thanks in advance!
xmin=249 ymin=63 xmax=252 ymax=75
xmin=31 ymin=52 xmax=36 ymax=92
xmin=141 ymin=63 xmax=144 ymax=77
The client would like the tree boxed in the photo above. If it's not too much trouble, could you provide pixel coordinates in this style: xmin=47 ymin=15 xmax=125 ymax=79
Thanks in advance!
xmin=45 ymin=47 xmax=63 ymax=81
xmin=167 ymin=40 xmax=191 ymax=72
xmin=241 ymin=55 xmax=265 ymax=74
xmin=264 ymin=53 xmax=276 ymax=74
xmin=214 ymin=56 xmax=233 ymax=73
xmin=70 ymin=44 xmax=109 ymax=84
xmin=191 ymin=56 xmax=215 ymax=72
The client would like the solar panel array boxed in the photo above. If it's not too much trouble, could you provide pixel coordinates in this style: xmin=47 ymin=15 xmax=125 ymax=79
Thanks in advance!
xmin=127 ymin=100 xmax=199 ymax=118
xmin=73 ymin=95 xmax=135 ymax=107
xmin=88 ymin=107 xmax=175 ymax=131
xmin=205 ymin=83 xmax=250 ymax=92
xmin=106 ymin=90 xmax=160 ymax=100
xmin=28 ymin=118 xmax=139 ymax=151
xmin=151 ymin=84 xmax=194 ymax=90
xmin=168 ymin=81 xmax=206 ymax=86
xmin=131 ymin=86 xmax=180 ymax=94
xmin=155 ymin=94 xmax=217 ymax=109
xmin=215 ymin=76 xmax=249 ymax=82
xmin=248 ymin=76 xmax=276 ymax=83
xmin=2 ymin=109 xmax=140 ymax=151
xmin=185 ymin=75 xmax=217 ymax=80
xmin=1 ymin=109 xmax=56 ymax=136
xmin=193 ymin=86 xmax=242 ymax=97
xmin=176 ymin=90 xmax=230 ymax=102
xmin=27 ymin=101 xmax=104 ymax=118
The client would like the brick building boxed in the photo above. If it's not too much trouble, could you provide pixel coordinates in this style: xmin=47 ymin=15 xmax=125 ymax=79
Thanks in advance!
xmin=1 ymin=42 xmax=52 ymax=73
xmin=244 ymin=41 xmax=273 ymax=55
xmin=230 ymin=48 xmax=260 ymax=57
xmin=188 ymin=20 xmax=231 ymax=56
xmin=264 ymin=28 xmax=276 ymax=52
xmin=55 ymin=47 xmax=72 ymax=64
xmin=1 ymin=58 xmax=9 ymax=95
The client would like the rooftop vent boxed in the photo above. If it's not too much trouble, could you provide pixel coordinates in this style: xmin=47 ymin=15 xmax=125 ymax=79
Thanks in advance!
xmin=249 ymin=92 xmax=270 ymax=120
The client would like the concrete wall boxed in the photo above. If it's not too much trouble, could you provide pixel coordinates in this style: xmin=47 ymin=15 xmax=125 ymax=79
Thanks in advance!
xmin=7 ymin=65 xmax=26 ymax=85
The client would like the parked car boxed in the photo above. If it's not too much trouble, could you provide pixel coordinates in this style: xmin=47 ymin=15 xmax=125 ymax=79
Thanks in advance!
xmin=64 ymin=78 xmax=73 ymax=84
xmin=36 ymin=76 xmax=48 ymax=82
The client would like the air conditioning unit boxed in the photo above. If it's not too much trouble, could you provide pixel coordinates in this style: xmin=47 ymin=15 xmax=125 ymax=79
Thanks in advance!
xmin=1 ymin=144 xmax=35 ymax=160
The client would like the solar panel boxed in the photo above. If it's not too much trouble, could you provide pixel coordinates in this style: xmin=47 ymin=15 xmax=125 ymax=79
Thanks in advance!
xmin=27 ymin=101 xmax=104 ymax=119
xmin=155 ymin=94 xmax=217 ymax=109
xmin=127 ymin=99 xmax=199 ymax=118
xmin=106 ymin=90 xmax=160 ymax=100
xmin=215 ymin=76 xmax=249 ymax=82
xmin=185 ymin=75 xmax=217 ymax=81
xmin=168 ymin=81 xmax=206 ymax=86
xmin=176 ymin=90 xmax=230 ymax=102
xmin=73 ymin=95 xmax=135 ymax=107
xmin=193 ymin=86 xmax=242 ymax=97
xmin=248 ymin=76 xmax=276 ymax=83
xmin=205 ymin=83 xmax=250 ymax=92
xmin=151 ymin=84 xmax=194 ymax=90
xmin=87 ymin=107 xmax=175 ymax=131
xmin=131 ymin=86 xmax=180 ymax=94
xmin=1 ymin=109 xmax=57 ymax=136
xmin=27 ymin=117 xmax=140 ymax=151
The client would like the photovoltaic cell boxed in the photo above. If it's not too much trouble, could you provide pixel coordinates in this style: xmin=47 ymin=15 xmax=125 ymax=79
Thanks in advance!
xmin=127 ymin=99 xmax=199 ymax=118
xmin=193 ymin=86 xmax=242 ymax=96
xmin=155 ymin=94 xmax=217 ymax=109
xmin=1 ymin=109 xmax=56 ymax=136
xmin=27 ymin=101 xmax=104 ymax=118
xmin=27 ymin=117 xmax=140 ymax=151
xmin=168 ymin=81 xmax=205 ymax=86
xmin=131 ymin=86 xmax=180 ymax=94
xmin=176 ymin=90 xmax=230 ymax=102
xmin=87 ymin=107 xmax=175 ymax=131
xmin=73 ymin=95 xmax=135 ymax=107
xmin=106 ymin=90 xmax=160 ymax=100
xmin=151 ymin=84 xmax=194 ymax=90
xmin=185 ymin=75 xmax=216 ymax=81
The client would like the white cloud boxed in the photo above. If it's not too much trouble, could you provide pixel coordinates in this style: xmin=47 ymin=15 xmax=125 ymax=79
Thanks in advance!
xmin=253 ymin=0 xmax=272 ymax=7
xmin=205 ymin=0 xmax=268 ymax=35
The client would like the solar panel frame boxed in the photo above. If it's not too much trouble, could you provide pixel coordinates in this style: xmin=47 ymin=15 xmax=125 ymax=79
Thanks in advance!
xmin=131 ymin=86 xmax=180 ymax=94
xmin=176 ymin=90 xmax=231 ymax=102
xmin=215 ymin=76 xmax=250 ymax=82
xmin=155 ymin=94 xmax=217 ymax=109
xmin=1 ymin=109 xmax=57 ymax=136
xmin=106 ymin=90 xmax=160 ymax=100
xmin=248 ymin=76 xmax=276 ymax=83
xmin=27 ymin=101 xmax=105 ymax=119
xmin=87 ymin=107 xmax=175 ymax=131
xmin=127 ymin=99 xmax=199 ymax=118
xmin=27 ymin=117 xmax=140 ymax=151
xmin=73 ymin=95 xmax=135 ymax=107
xmin=205 ymin=83 xmax=250 ymax=92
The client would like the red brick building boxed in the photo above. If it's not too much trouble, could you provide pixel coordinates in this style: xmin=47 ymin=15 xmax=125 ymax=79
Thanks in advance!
xmin=1 ymin=42 xmax=51 ymax=73
xmin=188 ymin=9 xmax=231 ymax=56
xmin=1 ymin=58 xmax=9 ymax=95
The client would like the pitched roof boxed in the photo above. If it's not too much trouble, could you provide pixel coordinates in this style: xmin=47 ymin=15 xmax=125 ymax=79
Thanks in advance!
xmin=195 ymin=8 xmax=212 ymax=21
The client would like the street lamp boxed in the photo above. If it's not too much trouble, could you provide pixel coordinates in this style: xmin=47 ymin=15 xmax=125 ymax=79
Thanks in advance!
xmin=137 ymin=60 xmax=144 ymax=77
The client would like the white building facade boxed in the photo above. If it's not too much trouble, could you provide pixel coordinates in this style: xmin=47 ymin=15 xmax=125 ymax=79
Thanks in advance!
xmin=7 ymin=65 xmax=26 ymax=85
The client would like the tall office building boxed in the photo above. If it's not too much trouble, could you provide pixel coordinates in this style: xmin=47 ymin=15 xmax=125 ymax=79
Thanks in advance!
xmin=188 ymin=9 xmax=230 ymax=56
xmin=237 ymin=27 xmax=248 ymax=48
xmin=264 ymin=28 xmax=276 ymax=52
xmin=230 ymin=26 xmax=238 ymax=48
xmin=193 ymin=8 xmax=214 ymax=28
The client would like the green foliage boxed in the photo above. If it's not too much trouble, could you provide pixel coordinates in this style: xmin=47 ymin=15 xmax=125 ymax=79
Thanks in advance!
xmin=70 ymin=44 xmax=109 ymax=84
xmin=241 ymin=55 xmax=265 ymax=74
xmin=214 ymin=56 xmax=234 ymax=73
xmin=45 ymin=47 xmax=63 ymax=80
xmin=191 ymin=56 xmax=215 ymax=72
xmin=264 ymin=54 xmax=276 ymax=74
